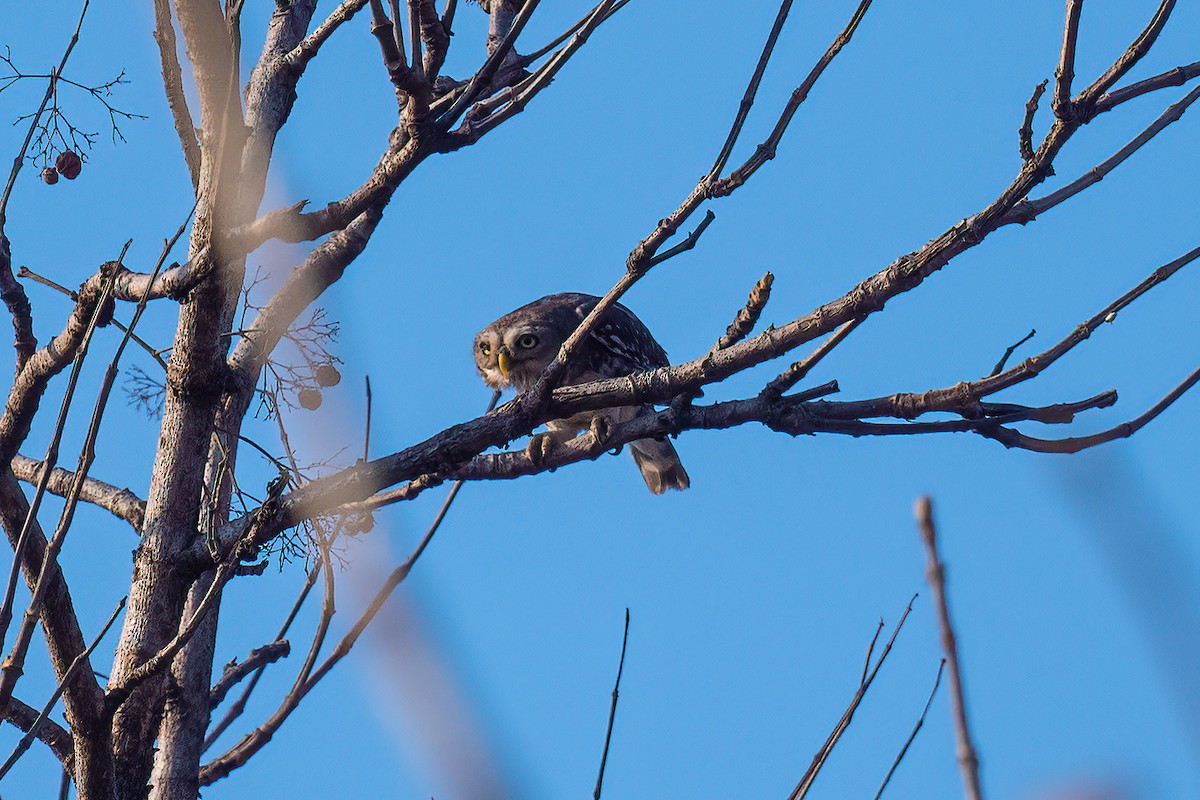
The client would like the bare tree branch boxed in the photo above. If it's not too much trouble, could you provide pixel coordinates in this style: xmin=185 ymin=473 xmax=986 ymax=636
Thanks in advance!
xmin=788 ymin=598 xmax=915 ymax=800
xmin=1094 ymin=58 xmax=1200 ymax=113
xmin=10 ymin=454 xmax=144 ymax=531
xmin=152 ymin=0 xmax=200 ymax=187
xmin=1018 ymin=80 xmax=1047 ymax=161
xmin=287 ymin=1 xmax=369 ymax=69
xmin=3 ymin=694 xmax=74 ymax=767
xmin=1004 ymin=82 xmax=1200 ymax=226
xmin=203 ymin=565 xmax=319 ymax=752
xmin=1052 ymin=0 xmax=1084 ymax=119
xmin=209 ymin=640 xmax=290 ymax=710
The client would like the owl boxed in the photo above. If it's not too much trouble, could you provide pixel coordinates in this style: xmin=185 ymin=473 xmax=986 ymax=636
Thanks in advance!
xmin=474 ymin=293 xmax=690 ymax=494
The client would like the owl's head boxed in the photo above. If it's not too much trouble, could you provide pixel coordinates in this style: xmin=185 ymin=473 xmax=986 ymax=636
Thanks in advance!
xmin=473 ymin=313 xmax=564 ymax=392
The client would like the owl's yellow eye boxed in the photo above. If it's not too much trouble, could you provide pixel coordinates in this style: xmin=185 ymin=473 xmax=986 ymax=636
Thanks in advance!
xmin=516 ymin=333 xmax=539 ymax=350
xmin=478 ymin=341 xmax=491 ymax=356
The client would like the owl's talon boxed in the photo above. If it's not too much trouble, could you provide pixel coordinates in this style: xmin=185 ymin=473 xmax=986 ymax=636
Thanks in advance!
xmin=589 ymin=416 xmax=611 ymax=448
xmin=525 ymin=433 xmax=555 ymax=468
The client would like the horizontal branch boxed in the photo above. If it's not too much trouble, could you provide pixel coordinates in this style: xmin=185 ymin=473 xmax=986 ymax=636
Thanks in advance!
xmin=1095 ymin=59 xmax=1200 ymax=113
xmin=3 ymin=694 xmax=73 ymax=766
xmin=10 ymin=454 xmax=144 ymax=531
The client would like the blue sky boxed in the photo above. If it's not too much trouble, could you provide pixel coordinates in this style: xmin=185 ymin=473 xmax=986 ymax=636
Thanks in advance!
xmin=1 ymin=1 xmax=1199 ymax=798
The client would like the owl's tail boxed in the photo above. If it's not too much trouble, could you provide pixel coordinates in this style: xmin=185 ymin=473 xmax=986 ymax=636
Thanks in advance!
xmin=629 ymin=436 xmax=690 ymax=494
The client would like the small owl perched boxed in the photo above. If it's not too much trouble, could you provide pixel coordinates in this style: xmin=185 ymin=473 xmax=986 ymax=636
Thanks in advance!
xmin=474 ymin=293 xmax=690 ymax=494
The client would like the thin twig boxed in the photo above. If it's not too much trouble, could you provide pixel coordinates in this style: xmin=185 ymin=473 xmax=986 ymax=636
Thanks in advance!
xmin=519 ymin=0 xmax=630 ymax=65
xmin=789 ymin=598 xmax=916 ymax=800
xmin=711 ymin=0 xmax=875 ymax=197
xmin=709 ymin=0 xmax=797 ymax=180
xmin=915 ymin=498 xmax=982 ymax=800
xmin=593 ymin=608 xmax=630 ymax=800
xmin=1018 ymin=80 xmax=1047 ymax=161
xmin=872 ymin=659 xmax=945 ymax=800
xmin=0 ymin=595 xmax=124 ymax=780
xmin=209 ymin=640 xmax=291 ymax=709
xmin=438 ymin=0 xmax=541 ymax=125
xmin=18 ymin=264 xmax=169 ymax=370
xmin=763 ymin=317 xmax=863 ymax=398
xmin=859 ymin=618 xmax=885 ymax=687
xmin=1006 ymin=82 xmax=1200 ymax=226
xmin=988 ymin=328 xmax=1036 ymax=377
xmin=364 ymin=375 xmax=373 ymax=462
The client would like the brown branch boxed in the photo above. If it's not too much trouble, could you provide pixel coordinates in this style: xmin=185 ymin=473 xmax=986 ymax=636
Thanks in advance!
xmin=368 ymin=0 xmax=415 ymax=101
xmin=593 ymin=609 xmax=629 ymax=800
xmin=519 ymin=0 xmax=630 ymax=66
xmin=981 ymin=364 xmax=1200 ymax=454
xmin=3 ymin=694 xmax=73 ymax=767
xmin=1018 ymin=80 xmax=1047 ymax=161
xmin=0 ymin=472 xmax=108 ymax=794
xmin=438 ymin=0 xmax=541 ymax=126
xmin=762 ymin=317 xmax=863 ymax=399
xmin=440 ymin=0 xmax=622 ymax=148
xmin=1077 ymin=0 xmax=1177 ymax=108
xmin=1004 ymin=82 xmax=1200 ymax=226
xmin=287 ymin=0 xmax=370 ymax=70
xmin=227 ymin=206 xmax=384 ymax=387
xmin=710 ymin=0 xmax=875 ymax=197
xmin=107 ymin=551 xmax=241 ymax=715
xmin=153 ymin=0 xmax=201 ymax=187
xmin=1094 ymin=59 xmax=1200 ymax=113
xmin=988 ymin=328 xmax=1036 ymax=377
xmin=0 ymin=236 xmax=167 ymax=716
xmin=209 ymin=640 xmax=290 ymax=709
xmin=0 ymin=252 xmax=124 ymax=689
xmin=10 ymin=454 xmax=144 ymax=531
xmin=915 ymin=498 xmax=983 ymax=800
xmin=708 ymin=0 xmax=796 ymax=180
xmin=1053 ymin=0 xmax=1084 ymax=118
xmin=789 ymin=598 xmax=915 ymax=800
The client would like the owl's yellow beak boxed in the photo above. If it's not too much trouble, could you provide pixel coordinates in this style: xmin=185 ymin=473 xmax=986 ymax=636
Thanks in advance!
xmin=497 ymin=350 xmax=511 ymax=376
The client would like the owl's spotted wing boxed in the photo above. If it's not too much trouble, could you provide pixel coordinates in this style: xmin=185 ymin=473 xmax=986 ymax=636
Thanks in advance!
xmin=573 ymin=297 xmax=669 ymax=373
